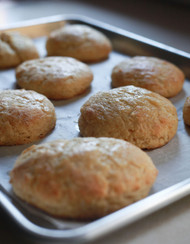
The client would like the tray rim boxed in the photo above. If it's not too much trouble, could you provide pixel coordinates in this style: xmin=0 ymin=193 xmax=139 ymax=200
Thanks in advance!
xmin=1 ymin=179 xmax=190 ymax=242
xmin=1 ymin=13 xmax=190 ymax=59
xmin=0 ymin=14 xmax=190 ymax=243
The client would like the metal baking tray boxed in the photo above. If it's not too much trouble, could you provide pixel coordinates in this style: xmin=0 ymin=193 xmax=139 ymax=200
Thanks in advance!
xmin=0 ymin=14 xmax=190 ymax=243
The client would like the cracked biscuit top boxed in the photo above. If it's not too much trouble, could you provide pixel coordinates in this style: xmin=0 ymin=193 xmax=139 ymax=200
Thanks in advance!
xmin=78 ymin=85 xmax=178 ymax=149
xmin=0 ymin=89 xmax=56 ymax=145
xmin=10 ymin=137 xmax=158 ymax=219
xmin=16 ymin=57 xmax=93 ymax=100
xmin=0 ymin=32 xmax=39 ymax=68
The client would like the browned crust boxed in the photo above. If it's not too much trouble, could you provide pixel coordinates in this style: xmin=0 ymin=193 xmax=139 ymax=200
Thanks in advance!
xmin=183 ymin=96 xmax=190 ymax=126
xmin=10 ymin=137 xmax=158 ymax=219
xmin=0 ymin=32 xmax=39 ymax=69
xmin=46 ymin=24 xmax=112 ymax=62
xmin=78 ymin=85 xmax=178 ymax=149
xmin=0 ymin=89 xmax=56 ymax=145
xmin=16 ymin=57 xmax=93 ymax=100
xmin=111 ymin=56 xmax=185 ymax=98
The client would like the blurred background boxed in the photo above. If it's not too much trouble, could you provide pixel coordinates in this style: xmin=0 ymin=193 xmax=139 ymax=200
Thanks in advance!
xmin=0 ymin=0 xmax=190 ymax=52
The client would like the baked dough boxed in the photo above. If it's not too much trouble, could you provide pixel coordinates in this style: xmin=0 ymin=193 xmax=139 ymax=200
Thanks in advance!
xmin=111 ymin=56 xmax=185 ymax=98
xmin=10 ymin=137 xmax=158 ymax=219
xmin=46 ymin=24 xmax=112 ymax=62
xmin=78 ymin=85 xmax=178 ymax=149
xmin=0 ymin=89 xmax=56 ymax=145
xmin=16 ymin=56 xmax=93 ymax=100
xmin=0 ymin=32 xmax=39 ymax=69
xmin=183 ymin=96 xmax=190 ymax=126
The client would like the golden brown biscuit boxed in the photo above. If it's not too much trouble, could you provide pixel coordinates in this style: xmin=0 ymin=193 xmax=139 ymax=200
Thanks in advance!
xmin=10 ymin=137 xmax=158 ymax=219
xmin=16 ymin=57 xmax=93 ymax=100
xmin=78 ymin=85 xmax=178 ymax=149
xmin=0 ymin=32 xmax=39 ymax=69
xmin=0 ymin=89 xmax=56 ymax=145
xmin=183 ymin=96 xmax=190 ymax=126
xmin=111 ymin=56 xmax=185 ymax=98
xmin=46 ymin=24 xmax=112 ymax=62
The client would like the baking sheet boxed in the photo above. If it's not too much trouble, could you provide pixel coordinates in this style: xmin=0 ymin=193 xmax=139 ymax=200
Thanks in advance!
xmin=0 ymin=15 xmax=190 ymax=243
